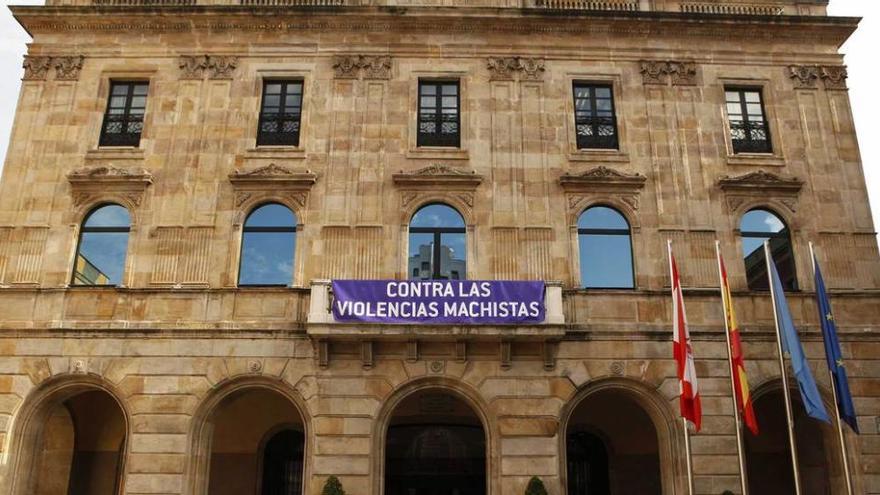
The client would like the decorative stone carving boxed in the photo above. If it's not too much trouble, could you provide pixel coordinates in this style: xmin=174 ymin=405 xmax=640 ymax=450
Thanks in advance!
xmin=429 ymin=361 xmax=445 ymax=373
xmin=487 ymin=56 xmax=545 ymax=81
xmin=332 ymin=55 xmax=361 ymax=79
xmin=639 ymin=60 xmax=668 ymax=85
xmin=639 ymin=60 xmax=698 ymax=86
xmin=68 ymin=166 xmax=153 ymax=209
xmin=610 ymin=361 xmax=625 ymax=376
xmin=360 ymin=55 xmax=392 ymax=80
xmin=559 ymin=166 xmax=647 ymax=190
xmin=206 ymin=56 xmax=238 ymax=79
xmin=787 ymin=65 xmax=819 ymax=89
xmin=820 ymin=65 xmax=848 ymax=90
xmin=22 ymin=56 xmax=52 ymax=81
xmin=332 ymin=55 xmax=393 ymax=80
xmin=717 ymin=170 xmax=803 ymax=193
xmin=229 ymin=164 xmax=317 ymax=218
xmin=53 ymin=56 xmax=85 ymax=81
xmin=247 ymin=360 xmax=263 ymax=373
xmin=229 ymin=164 xmax=318 ymax=185
xmin=179 ymin=55 xmax=209 ymax=79
xmin=666 ymin=61 xmax=697 ymax=86
xmin=392 ymin=164 xmax=483 ymax=188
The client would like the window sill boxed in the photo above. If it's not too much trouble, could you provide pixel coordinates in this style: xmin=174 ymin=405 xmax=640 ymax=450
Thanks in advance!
xmin=726 ymin=153 xmax=786 ymax=167
xmin=568 ymin=149 xmax=629 ymax=163
xmin=407 ymin=147 xmax=469 ymax=161
xmin=85 ymin=147 xmax=144 ymax=161
xmin=244 ymin=147 xmax=307 ymax=160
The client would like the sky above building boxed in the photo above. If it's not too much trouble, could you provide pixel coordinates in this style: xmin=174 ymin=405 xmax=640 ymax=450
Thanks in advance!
xmin=0 ymin=0 xmax=877 ymax=239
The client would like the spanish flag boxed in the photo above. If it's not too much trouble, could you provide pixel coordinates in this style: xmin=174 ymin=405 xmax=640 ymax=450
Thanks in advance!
xmin=717 ymin=249 xmax=759 ymax=435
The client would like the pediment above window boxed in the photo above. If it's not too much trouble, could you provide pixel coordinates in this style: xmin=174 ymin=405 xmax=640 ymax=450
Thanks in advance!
xmin=559 ymin=166 xmax=647 ymax=192
xmin=392 ymin=164 xmax=483 ymax=189
xmin=67 ymin=166 xmax=153 ymax=209
xmin=229 ymin=164 xmax=317 ymax=223
xmin=228 ymin=164 xmax=318 ymax=188
xmin=717 ymin=170 xmax=803 ymax=194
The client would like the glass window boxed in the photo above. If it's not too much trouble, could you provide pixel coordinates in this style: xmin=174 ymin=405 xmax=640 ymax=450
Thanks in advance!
xmin=408 ymin=204 xmax=466 ymax=280
xmin=740 ymin=209 xmax=796 ymax=290
xmin=238 ymin=203 xmax=297 ymax=286
xmin=100 ymin=81 xmax=149 ymax=147
xmin=725 ymin=87 xmax=772 ymax=154
xmin=578 ymin=206 xmax=634 ymax=289
xmin=257 ymin=80 xmax=304 ymax=147
xmin=417 ymin=80 xmax=460 ymax=148
xmin=573 ymin=83 xmax=619 ymax=150
xmin=72 ymin=204 xmax=130 ymax=286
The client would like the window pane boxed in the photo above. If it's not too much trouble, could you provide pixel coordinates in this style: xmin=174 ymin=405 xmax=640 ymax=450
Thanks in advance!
xmin=579 ymin=234 xmax=634 ymax=289
xmin=410 ymin=204 xmax=465 ymax=228
xmin=745 ymin=91 xmax=761 ymax=103
xmin=408 ymin=233 xmax=434 ymax=280
xmin=84 ymin=205 xmax=130 ymax=228
xmin=265 ymin=83 xmax=282 ymax=94
xmin=578 ymin=206 xmax=629 ymax=230
xmin=439 ymin=233 xmax=466 ymax=280
xmin=740 ymin=209 xmax=785 ymax=234
xmin=73 ymin=232 xmax=129 ymax=285
xmin=420 ymin=96 xmax=436 ymax=108
xmin=264 ymin=94 xmax=281 ymax=108
xmin=442 ymin=84 xmax=458 ymax=95
xmin=245 ymin=204 xmax=296 ymax=228
xmin=420 ymin=84 xmax=436 ymax=96
xmin=239 ymin=232 xmax=295 ymax=285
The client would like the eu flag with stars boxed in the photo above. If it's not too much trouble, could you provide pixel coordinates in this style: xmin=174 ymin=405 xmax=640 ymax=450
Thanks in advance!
xmin=768 ymin=248 xmax=831 ymax=423
xmin=813 ymin=253 xmax=860 ymax=433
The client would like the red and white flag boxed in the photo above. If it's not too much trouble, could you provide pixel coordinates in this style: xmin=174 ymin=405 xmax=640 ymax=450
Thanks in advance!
xmin=668 ymin=241 xmax=702 ymax=432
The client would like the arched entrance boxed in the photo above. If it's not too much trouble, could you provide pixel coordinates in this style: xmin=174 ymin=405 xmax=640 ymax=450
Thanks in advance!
xmin=204 ymin=387 xmax=306 ymax=495
xmin=384 ymin=389 xmax=487 ymax=495
xmin=744 ymin=386 xmax=845 ymax=494
xmin=565 ymin=386 xmax=667 ymax=494
xmin=7 ymin=380 xmax=128 ymax=495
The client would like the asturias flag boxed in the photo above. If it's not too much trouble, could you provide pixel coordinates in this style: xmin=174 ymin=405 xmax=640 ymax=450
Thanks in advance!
xmin=670 ymin=246 xmax=702 ymax=431
xmin=813 ymin=253 xmax=859 ymax=433
xmin=718 ymin=252 xmax=759 ymax=435
xmin=767 ymin=247 xmax=831 ymax=423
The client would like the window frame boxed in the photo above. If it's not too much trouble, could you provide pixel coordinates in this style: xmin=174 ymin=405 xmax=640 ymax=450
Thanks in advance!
xmin=237 ymin=202 xmax=298 ymax=288
xmin=572 ymin=82 xmax=620 ymax=151
xmin=71 ymin=203 xmax=131 ymax=287
xmin=408 ymin=203 xmax=467 ymax=280
xmin=577 ymin=205 xmax=635 ymax=290
xmin=416 ymin=79 xmax=461 ymax=148
xmin=725 ymin=86 xmax=773 ymax=154
xmin=739 ymin=208 xmax=798 ymax=291
xmin=256 ymin=79 xmax=304 ymax=147
xmin=99 ymin=81 xmax=149 ymax=148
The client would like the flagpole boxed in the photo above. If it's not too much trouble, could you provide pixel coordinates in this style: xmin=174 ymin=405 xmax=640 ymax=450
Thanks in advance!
xmin=809 ymin=242 xmax=854 ymax=495
xmin=714 ymin=241 xmax=749 ymax=495
xmin=668 ymin=240 xmax=696 ymax=495
xmin=764 ymin=241 xmax=803 ymax=495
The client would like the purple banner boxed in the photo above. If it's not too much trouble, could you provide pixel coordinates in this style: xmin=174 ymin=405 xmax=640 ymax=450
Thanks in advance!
xmin=331 ymin=280 xmax=545 ymax=325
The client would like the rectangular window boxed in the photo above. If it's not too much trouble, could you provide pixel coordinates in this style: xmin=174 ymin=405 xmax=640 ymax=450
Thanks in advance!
xmin=257 ymin=80 xmax=304 ymax=147
xmin=573 ymin=83 xmax=619 ymax=150
xmin=726 ymin=87 xmax=772 ymax=154
xmin=99 ymin=81 xmax=148 ymax=147
xmin=417 ymin=80 xmax=460 ymax=147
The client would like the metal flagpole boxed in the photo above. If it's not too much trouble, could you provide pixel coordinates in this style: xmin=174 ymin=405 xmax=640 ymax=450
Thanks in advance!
xmin=809 ymin=242 xmax=854 ymax=495
xmin=764 ymin=241 xmax=803 ymax=495
xmin=714 ymin=241 xmax=749 ymax=495
xmin=668 ymin=240 xmax=696 ymax=495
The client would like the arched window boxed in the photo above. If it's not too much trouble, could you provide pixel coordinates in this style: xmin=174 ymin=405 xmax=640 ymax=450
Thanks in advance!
xmin=73 ymin=204 xmax=130 ymax=286
xmin=577 ymin=206 xmax=634 ymax=289
xmin=408 ymin=204 xmax=466 ymax=280
xmin=239 ymin=203 xmax=297 ymax=286
xmin=740 ymin=209 xmax=796 ymax=290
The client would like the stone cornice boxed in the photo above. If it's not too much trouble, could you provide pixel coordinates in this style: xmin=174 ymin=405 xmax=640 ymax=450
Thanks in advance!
xmin=717 ymin=170 xmax=803 ymax=193
xmin=559 ymin=166 xmax=647 ymax=191
xmin=392 ymin=164 xmax=483 ymax=189
xmin=11 ymin=6 xmax=858 ymax=46
xmin=228 ymin=164 xmax=318 ymax=188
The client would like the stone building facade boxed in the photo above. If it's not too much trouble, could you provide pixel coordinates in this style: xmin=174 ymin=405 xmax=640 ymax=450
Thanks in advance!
xmin=0 ymin=0 xmax=878 ymax=494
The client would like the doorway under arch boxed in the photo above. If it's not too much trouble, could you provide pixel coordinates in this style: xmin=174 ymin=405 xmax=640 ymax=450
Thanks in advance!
xmin=384 ymin=389 xmax=487 ymax=495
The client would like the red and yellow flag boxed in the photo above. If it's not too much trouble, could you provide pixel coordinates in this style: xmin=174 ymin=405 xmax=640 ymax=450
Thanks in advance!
xmin=718 ymin=253 xmax=759 ymax=435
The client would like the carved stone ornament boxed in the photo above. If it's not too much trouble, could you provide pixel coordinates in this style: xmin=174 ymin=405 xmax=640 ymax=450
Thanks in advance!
xmin=67 ymin=166 xmax=153 ymax=208
xmin=332 ymin=55 xmax=361 ymax=79
xmin=667 ymin=61 xmax=697 ymax=86
xmin=559 ymin=166 xmax=647 ymax=191
xmin=22 ymin=56 xmax=52 ymax=81
xmin=361 ymin=55 xmax=393 ymax=80
xmin=639 ymin=60 xmax=698 ymax=86
xmin=229 ymin=164 xmax=318 ymax=187
xmin=332 ymin=55 xmax=393 ymax=80
xmin=179 ymin=55 xmax=209 ymax=79
xmin=820 ymin=65 xmax=848 ymax=90
xmin=392 ymin=164 xmax=483 ymax=189
xmin=487 ymin=56 xmax=545 ymax=81
xmin=717 ymin=169 xmax=803 ymax=194
xmin=788 ymin=65 xmax=820 ymax=89
xmin=54 ymin=56 xmax=85 ymax=81
xmin=207 ymin=56 xmax=238 ymax=79
xmin=639 ymin=60 xmax=668 ymax=85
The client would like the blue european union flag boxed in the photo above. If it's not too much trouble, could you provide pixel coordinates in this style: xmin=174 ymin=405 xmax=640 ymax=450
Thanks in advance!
xmin=768 ymin=251 xmax=831 ymax=423
xmin=813 ymin=254 xmax=860 ymax=433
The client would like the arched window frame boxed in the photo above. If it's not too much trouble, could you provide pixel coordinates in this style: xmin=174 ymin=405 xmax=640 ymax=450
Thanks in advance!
xmin=576 ymin=204 xmax=635 ymax=290
xmin=71 ymin=203 xmax=132 ymax=287
xmin=407 ymin=202 xmax=467 ymax=280
xmin=739 ymin=207 xmax=798 ymax=291
xmin=237 ymin=202 xmax=299 ymax=287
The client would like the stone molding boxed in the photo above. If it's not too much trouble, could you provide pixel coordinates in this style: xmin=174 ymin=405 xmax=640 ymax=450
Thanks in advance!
xmin=718 ymin=170 xmax=802 ymax=215
xmin=559 ymin=166 xmax=647 ymax=191
xmin=560 ymin=166 xmax=646 ymax=223
xmin=392 ymin=164 xmax=483 ymax=189
xmin=23 ymin=55 xmax=85 ymax=81
xmin=67 ymin=165 xmax=153 ymax=209
xmin=228 ymin=164 xmax=317 ymax=217
xmin=486 ymin=56 xmax=545 ymax=81
xmin=788 ymin=64 xmax=847 ymax=90
xmin=638 ymin=60 xmax=698 ymax=86
xmin=332 ymin=55 xmax=392 ymax=80
xmin=178 ymin=55 xmax=238 ymax=79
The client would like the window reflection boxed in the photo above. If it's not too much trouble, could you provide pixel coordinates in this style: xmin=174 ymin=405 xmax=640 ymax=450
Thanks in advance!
xmin=740 ymin=209 xmax=796 ymax=290
xmin=73 ymin=204 xmax=131 ymax=286
xmin=239 ymin=203 xmax=297 ymax=286
xmin=578 ymin=206 xmax=634 ymax=289
xmin=408 ymin=204 xmax=466 ymax=280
